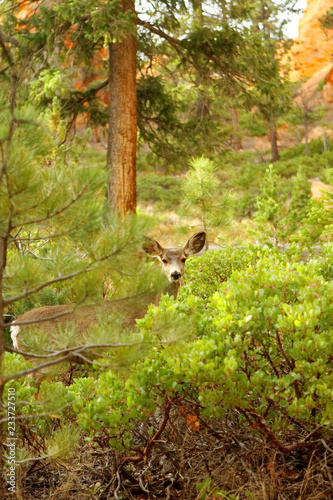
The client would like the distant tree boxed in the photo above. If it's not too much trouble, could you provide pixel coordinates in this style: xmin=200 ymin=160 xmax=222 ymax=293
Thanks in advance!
xmin=242 ymin=0 xmax=296 ymax=161
xmin=292 ymin=168 xmax=333 ymax=250
xmin=319 ymin=7 xmax=333 ymax=30
xmin=287 ymin=95 xmax=326 ymax=157
xmin=249 ymin=164 xmax=311 ymax=247
xmin=254 ymin=74 xmax=294 ymax=162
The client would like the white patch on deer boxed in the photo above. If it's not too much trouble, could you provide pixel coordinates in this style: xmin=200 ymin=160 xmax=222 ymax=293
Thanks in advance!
xmin=10 ymin=325 xmax=20 ymax=350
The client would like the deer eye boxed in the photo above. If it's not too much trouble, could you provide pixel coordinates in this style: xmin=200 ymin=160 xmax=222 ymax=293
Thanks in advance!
xmin=162 ymin=259 xmax=168 ymax=264
xmin=181 ymin=257 xmax=186 ymax=263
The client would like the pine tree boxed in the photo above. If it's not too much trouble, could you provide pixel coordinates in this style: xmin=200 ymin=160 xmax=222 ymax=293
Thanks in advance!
xmin=0 ymin=31 xmax=159 ymax=491
xmin=286 ymin=91 xmax=326 ymax=157
xmin=182 ymin=157 xmax=234 ymax=236
xmin=249 ymin=165 xmax=312 ymax=247
xmin=242 ymin=0 xmax=297 ymax=162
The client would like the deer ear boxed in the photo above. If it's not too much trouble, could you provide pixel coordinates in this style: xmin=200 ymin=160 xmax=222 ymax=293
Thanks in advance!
xmin=142 ymin=237 xmax=163 ymax=257
xmin=183 ymin=232 xmax=206 ymax=257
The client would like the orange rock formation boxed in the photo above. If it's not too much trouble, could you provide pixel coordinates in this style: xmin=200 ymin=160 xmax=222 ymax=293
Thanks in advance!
xmin=286 ymin=0 xmax=333 ymax=85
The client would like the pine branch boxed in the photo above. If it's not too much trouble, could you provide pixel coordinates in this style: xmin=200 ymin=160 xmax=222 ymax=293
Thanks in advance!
xmin=4 ymin=341 xmax=139 ymax=361
xmin=0 ymin=28 xmax=16 ymax=67
xmin=135 ymin=17 xmax=180 ymax=46
xmin=3 ymin=268 xmax=90 ymax=306
xmin=4 ymin=228 xmax=142 ymax=306
xmin=2 ymin=307 xmax=78 ymax=329
xmin=0 ymin=65 xmax=9 ymax=75
xmin=10 ymin=183 xmax=90 ymax=230
xmin=135 ymin=16 xmax=204 ymax=75
xmin=0 ymin=398 xmax=79 ymax=426
xmin=1 ymin=341 xmax=143 ymax=384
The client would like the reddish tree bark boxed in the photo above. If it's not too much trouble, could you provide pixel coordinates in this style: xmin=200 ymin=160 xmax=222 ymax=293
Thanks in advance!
xmin=107 ymin=1 xmax=137 ymax=216
xmin=269 ymin=121 xmax=279 ymax=162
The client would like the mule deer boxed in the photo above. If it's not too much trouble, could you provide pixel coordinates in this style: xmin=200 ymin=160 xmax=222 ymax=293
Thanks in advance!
xmin=10 ymin=232 xmax=206 ymax=358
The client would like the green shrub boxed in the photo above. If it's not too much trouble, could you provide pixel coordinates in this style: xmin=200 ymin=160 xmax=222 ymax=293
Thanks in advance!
xmin=180 ymin=246 xmax=262 ymax=300
xmin=279 ymin=138 xmax=333 ymax=160
xmin=71 ymin=248 xmax=333 ymax=453
xmin=205 ymin=257 xmax=333 ymax=423
xmin=137 ymin=173 xmax=183 ymax=211
xmin=274 ymin=152 xmax=333 ymax=178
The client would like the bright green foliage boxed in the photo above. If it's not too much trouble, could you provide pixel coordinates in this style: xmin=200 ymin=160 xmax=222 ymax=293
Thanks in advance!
xmin=135 ymin=145 xmax=332 ymax=219
xmin=64 ymin=246 xmax=333 ymax=455
xmin=30 ymin=70 xmax=70 ymax=104
xmin=205 ymin=257 xmax=333 ymax=422
xmin=292 ymin=168 xmax=333 ymax=249
xmin=313 ymin=243 xmax=333 ymax=280
xmin=3 ymin=353 xmax=78 ymax=453
xmin=182 ymin=157 xmax=234 ymax=232
xmin=3 ymin=241 xmax=333 ymax=487
xmin=249 ymin=165 xmax=311 ymax=247
xmin=282 ymin=167 xmax=312 ymax=238
xmin=54 ymin=0 xmax=136 ymax=44
xmin=0 ymin=98 xmax=103 ymax=237
xmin=2 ymin=2 xmax=333 ymax=492
xmin=285 ymin=102 xmax=326 ymax=133
xmin=285 ymin=98 xmax=326 ymax=157
xmin=195 ymin=477 xmax=226 ymax=499
xmin=249 ymin=164 xmax=284 ymax=246
xmin=1 ymin=57 xmax=162 ymax=474
xmin=180 ymin=246 xmax=259 ymax=300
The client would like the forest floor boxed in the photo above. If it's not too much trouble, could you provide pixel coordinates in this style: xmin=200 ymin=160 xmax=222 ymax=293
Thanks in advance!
xmin=8 ymin=406 xmax=333 ymax=500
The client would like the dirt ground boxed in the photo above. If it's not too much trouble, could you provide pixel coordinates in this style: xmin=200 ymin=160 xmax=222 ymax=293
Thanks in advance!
xmin=6 ymin=404 xmax=333 ymax=500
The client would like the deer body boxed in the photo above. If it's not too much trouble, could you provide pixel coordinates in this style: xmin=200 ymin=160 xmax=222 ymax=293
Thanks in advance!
xmin=11 ymin=232 xmax=206 ymax=354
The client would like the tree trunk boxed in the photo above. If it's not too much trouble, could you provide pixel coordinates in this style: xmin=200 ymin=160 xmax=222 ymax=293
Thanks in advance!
xmin=269 ymin=122 xmax=279 ymax=162
xmin=107 ymin=1 xmax=137 ymax=216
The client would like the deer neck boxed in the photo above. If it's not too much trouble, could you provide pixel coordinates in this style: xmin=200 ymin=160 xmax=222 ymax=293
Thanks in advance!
xmin=165 ymin=279 xmax=181 ymax=299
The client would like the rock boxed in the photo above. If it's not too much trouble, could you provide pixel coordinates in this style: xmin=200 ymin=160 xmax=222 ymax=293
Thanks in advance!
xmin=323 ymin=66 xmax=333 ymax=102
xmin=310 ymin=179 xmax=333 ymax=200
xmin=286 ymin=0 xmax=333 ymax=82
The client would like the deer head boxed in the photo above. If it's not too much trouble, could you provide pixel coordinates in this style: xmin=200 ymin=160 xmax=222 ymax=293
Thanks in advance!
xmin=142 ymin=231 xmax=206 ymax=282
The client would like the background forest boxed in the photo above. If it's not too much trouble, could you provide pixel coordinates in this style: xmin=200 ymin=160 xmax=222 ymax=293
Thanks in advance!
xmin=1 ymin=0 xmax=333 ymax=498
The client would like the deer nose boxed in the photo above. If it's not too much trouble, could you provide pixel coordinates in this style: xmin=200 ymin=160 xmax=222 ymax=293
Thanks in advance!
xmin=170 ymin=271 xmax=181 ymax=281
